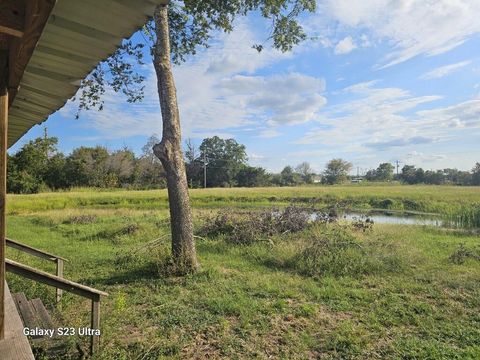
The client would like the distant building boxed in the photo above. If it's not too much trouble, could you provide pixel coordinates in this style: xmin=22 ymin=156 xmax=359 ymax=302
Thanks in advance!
xmin=312 ymin=175 xmax=323 ymax=183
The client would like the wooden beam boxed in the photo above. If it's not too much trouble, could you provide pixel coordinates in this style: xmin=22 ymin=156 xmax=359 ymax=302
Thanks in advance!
xmin=0 ymin=0 xmax=26 ymax=38
xmin=0 ymin=50 xmax=8 ymax=341
xmin=5 ymin=259 xmax=108 ymax=300
xmin=6 ymin=238 xmax=68 ymax=262
xmin=8 ymin=0 xmax=56 ymax=106
xmin=90 ymin=299 xmax=100 ymax=354
xmin=0 ymin=283 xmax=35 ymax=359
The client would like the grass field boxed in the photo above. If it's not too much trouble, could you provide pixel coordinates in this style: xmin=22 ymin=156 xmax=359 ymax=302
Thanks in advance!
xmin=7 ymin=184 xmax=480 ymax=214
xmin=5 ymin=185 xmax=480 ymax=359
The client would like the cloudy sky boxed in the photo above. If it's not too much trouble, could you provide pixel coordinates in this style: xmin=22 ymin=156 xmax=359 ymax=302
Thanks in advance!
xmin=11 ymin=0 xmax=480 ymax=173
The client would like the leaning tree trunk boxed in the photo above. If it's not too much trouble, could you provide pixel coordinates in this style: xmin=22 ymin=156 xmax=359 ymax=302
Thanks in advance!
xmin=152 ymin=5 xmax=199 ymax=272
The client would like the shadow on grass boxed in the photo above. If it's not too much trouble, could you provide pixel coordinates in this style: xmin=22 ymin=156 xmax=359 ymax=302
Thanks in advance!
xmin=88 ymin=261 xmax=160 ymax=286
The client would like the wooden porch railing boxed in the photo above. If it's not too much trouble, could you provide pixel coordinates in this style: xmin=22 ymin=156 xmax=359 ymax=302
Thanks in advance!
xmin=5 ymin=240 xmax=108 ymax=355
xmin=6 ymin=238 xmax=67 ymax=302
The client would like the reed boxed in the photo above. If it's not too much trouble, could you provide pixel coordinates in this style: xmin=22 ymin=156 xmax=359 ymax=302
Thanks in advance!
xmin=445 ymin=204 xmax=480 ymax=229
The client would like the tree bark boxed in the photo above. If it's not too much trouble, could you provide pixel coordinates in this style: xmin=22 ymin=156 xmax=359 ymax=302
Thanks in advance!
xmin=152 ymin=5 xmax=199 ymax=271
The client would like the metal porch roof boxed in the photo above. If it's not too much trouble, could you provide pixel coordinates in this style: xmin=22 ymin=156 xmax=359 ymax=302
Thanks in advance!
xmin=8 ymin=0 xmax=168 ymax=148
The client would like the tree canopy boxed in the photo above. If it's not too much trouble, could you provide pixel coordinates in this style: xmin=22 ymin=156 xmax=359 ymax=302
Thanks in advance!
xmin=75 ymin=0 xmax=316 ymax=115
xmin=323 ymin=158 xmax=352 ymax=185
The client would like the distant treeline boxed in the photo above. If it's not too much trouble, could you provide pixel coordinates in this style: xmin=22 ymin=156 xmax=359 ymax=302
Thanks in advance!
xmin=6 ymin=134 xmax=480 ymax=194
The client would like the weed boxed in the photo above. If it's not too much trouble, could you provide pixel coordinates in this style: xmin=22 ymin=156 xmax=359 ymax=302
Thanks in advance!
xmin=351 ymin=216 xmax=374 ymax=232
xmin=199 ymin=205 xmax=312 ymax=244
xmin=446 ymin=205 xmax=480 ymax=229
xmin=64 ymin=214 xmax=98 ymax=224
xmin=295 ymin=224 xmax=406 ymax=278
xmin=449 ymin=244 xmax=480 ymax=264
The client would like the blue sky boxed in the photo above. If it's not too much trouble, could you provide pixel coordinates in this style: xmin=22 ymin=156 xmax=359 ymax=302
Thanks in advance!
xmin=11 ymin=0 xmax=480 ymax=173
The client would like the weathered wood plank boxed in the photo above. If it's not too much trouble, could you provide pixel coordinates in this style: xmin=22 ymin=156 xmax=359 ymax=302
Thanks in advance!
xmin=0 ymin=283 xmax=35 ymax=359
xmin=56 ymin=258 xmax=64 ymax=302
xmin=6 ymin=238 xmax=68 ymax=262
xmin=5 ymin=259 xmax=108 ymax=300
xmin=0 ymin=51 xmax=8 ymax=340
xmin=12 ymin=293 xmax=41 ymax=338
xmin=0 ymin=0 xmax=26 ymax=37
xmin=8 ymin=0 xmax=56 ymax=106
xmin=90 ymin=300 xmax=100 ymax=354
xmin=31 ymin=298 xmax=55 ymax=330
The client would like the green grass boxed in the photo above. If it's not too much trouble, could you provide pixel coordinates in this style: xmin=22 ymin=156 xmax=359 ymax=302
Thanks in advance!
xmin=7 ymin=184 xmax=480 ymax=215
xmin=5 ymin=186 xmax=480 ymax=359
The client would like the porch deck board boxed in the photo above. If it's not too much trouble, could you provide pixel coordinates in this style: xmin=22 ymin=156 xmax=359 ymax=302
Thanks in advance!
xmin=0 ymin=282 xmax=35 ymax=360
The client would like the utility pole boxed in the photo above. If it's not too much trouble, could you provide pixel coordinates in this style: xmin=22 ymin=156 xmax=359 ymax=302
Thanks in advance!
xmin=43 ymin=127 xmax=48 ymax=158
xmin=395 ymin=160 xmax=401 ymax=175
xmin=203 ymin=151 xmax=207 ymax=189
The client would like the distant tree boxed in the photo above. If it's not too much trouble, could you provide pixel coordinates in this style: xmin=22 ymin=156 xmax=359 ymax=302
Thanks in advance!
xmin=472 ymin=163 xmax=480 ymax=185
xmin=400 ymin=165 xmax=418 ymax=184
xmin=277 ymin=166 xmax=302 ymax=186
xmin=376 ymin=163 xmax=395 ymax=181
xmin=415 ymin=167 xmax=425 ymax=183
xmin=184 ymin=139 xmax=203 ymax=188
xmin=65 ymin=146 xmax=110 ymax=187
xmin=236 ymin=166 xmax=271 ymax=187
xmin=295 ymin=162 xmax=315 ymax=183
xmin=199 ymin=136 xmax=247 ymax=187
xmin=323 ymin=158 xmax=352 ymax=184
xmin=106 ymin=148 xmax=136 ymax=187
xmin=365 ymin=169 xmax=377 ymax=181
xmin=7 ymin=135 xmax=60 ymax=193
xmin=136 ymin=135 xmax=165 ymax=188
xmin=44 ymin=153 xmax=68 ymax=190
xmin=365 ymin=163 xmax=394 ymax=182
xmin=142 ymin=135 xmax=161 ymax=165
xmin=423 ymin=170 xmax=445 ymax=185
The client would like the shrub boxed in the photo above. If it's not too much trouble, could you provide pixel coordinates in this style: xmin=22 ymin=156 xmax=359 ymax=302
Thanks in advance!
xmin=199 ymin=205 xmax=312 ymax=245
xmin=449 ymin=244 xmax=480 ymax=264
xmin=64 ymin=214 xmax=98 ymax=224
xmin=403 ymin=199 xmax=422 ymax=211
xmin=351 ymin=216 xmax=374 ymax=232
xmin=295 ymin=224 xmax=406 ymax=278
xmin=378 ymin=198 xmax=394 ymax=209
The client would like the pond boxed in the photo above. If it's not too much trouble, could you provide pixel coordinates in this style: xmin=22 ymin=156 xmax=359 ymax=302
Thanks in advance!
xmin=342 ymin=211 xmax=442 ymax=226
xmin=310 ymin=210 xmax=443 ymax=227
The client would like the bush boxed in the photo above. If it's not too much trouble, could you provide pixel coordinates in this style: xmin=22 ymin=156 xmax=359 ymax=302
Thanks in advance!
xmin=403 ymin=199 xmax=422 ymax=211
xmin=449 ymin=244 xmax=480 ymax=264
xmin=378 ymin=198 xmax=395 ymax=209
xmin=199 ymin=205 xmax=312 ymax=245
xmin=64 ymin=214 xmax=98 ymax=224
xmin=295 ymin=224 xmax=406 ymax=278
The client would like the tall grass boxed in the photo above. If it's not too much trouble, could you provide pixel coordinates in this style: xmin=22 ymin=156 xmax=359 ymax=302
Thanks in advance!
xmin=445 ymin=205 xmax=480 ymax=229
xmin=7 ymin=185 xmax=480 ymax=215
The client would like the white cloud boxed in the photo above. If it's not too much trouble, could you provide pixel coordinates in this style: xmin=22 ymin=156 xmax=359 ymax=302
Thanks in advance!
xmin=320 ymin=0 xmax=480 ymax=67
xmin=420 ymin=60 xmax=472 ymax=79
xmin=365 ymin=136 xmax=435 ymax=150
xmin=334 ymin=36 xmax=357 ymax=55
xmin=296 ymin=80 xmax=480 ymax=165
xmin=69 ymin=20 xmax=320 ymax=140
xmin=258 ymin=129 xmax=281 ymax=138
xmin=221 ymin=73 xmax=326 ymax=126
xmin=405 ymin=151 xmax=446 ymax=163
xmin=417 ymin=100 xmax=480 ymax=128
xmin=296 ymin=81 xmax=443 ymax=148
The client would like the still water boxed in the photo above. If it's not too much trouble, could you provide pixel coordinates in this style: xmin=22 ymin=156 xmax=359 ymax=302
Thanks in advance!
xmin=310 ymin=210 xmax=443 ymax=227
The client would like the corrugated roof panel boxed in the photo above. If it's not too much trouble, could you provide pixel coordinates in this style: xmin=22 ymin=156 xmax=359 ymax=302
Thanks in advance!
xmin=8 ymin=0 xmax=168 ymax=147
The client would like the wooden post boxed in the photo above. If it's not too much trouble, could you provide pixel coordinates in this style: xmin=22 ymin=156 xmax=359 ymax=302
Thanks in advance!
xmin=0 ymin=74 xmax=8 ymax=341
xmin=55 ymin=258 xmax=63 ymax=303
xmin=90 ymin=298 xmax=100 ymax=355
